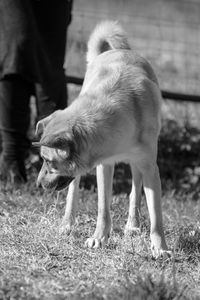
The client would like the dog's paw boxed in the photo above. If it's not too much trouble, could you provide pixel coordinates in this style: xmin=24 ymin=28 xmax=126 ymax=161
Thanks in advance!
xmin=85 ymin=229 xmax=110 ymax=249
xmin=151 ymin=246 xmax=172 ymax=259
xmin=150 ymin=232 xmax=172 ymax=259
xmin=85 ymin=236 xmax=107 ymax=249
xmin=59 ymin=219 xmax=74 ymax=235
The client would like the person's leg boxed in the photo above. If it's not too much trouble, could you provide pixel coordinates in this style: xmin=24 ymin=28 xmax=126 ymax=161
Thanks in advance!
xmin=0 ymin=75 xmax=32 ymax=183
xmin=32 ymin=0 xmax=72 ymax=119
xmin=35 ymin=74 xmax=67 ymax=121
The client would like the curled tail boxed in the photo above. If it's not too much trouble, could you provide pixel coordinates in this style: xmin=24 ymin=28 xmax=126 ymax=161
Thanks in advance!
xmin=86 ymin=20 xmax=131 ymax=64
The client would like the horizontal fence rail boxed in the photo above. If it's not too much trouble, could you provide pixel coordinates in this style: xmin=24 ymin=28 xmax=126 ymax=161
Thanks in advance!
xmin=66 ymin=76 xmax=200 ymax=103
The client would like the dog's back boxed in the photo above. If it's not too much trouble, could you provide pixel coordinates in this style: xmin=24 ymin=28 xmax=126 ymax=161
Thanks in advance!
xmin=80 ymin=21 xmax=162 ymax=150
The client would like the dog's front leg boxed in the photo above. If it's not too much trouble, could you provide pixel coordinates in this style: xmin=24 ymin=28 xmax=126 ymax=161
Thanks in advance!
xmin=85 ymin=164 xmax=114 ymax=248
xmin=141 ymin=162 xmax=171 ymax=258
xmin=59 ymin=176 xmax=80 ymax=234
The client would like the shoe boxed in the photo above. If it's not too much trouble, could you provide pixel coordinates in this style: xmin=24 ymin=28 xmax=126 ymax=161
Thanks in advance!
xmin=0 ymin=155 xmax=27 ymax=185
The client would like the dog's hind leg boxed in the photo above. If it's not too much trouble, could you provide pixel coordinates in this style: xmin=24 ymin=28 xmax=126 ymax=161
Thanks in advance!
xmin=59 ymin=176 xmax=81 ymax=234
xmin=124 ymin=164 xmax=142 ymax=235
xmin=138 ymin=159 xmax=171 ymax=258
xmin=85 ymin=164 xmax=114 ymax=248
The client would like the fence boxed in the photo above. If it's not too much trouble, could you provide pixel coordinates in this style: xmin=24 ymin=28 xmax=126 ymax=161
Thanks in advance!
xmin=65 ymin=0 xmax=200 ymax=102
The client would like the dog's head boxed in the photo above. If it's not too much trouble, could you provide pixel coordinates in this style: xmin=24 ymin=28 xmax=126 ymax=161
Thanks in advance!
xmin=33 ymin=110 xmax=90 ymax=192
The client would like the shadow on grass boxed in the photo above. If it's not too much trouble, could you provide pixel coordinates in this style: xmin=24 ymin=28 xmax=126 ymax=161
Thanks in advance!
xmin=80 ymin=119 xmax=200 ymax=198
xmin=175 ymin=225 xmax=200 ymax=258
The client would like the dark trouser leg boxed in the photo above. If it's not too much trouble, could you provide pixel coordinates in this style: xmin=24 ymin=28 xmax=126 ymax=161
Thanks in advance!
xmin=35 ymin=73 xmax=67 ymax=120
xmin=0 ymin=75 xmax=33 ymax=183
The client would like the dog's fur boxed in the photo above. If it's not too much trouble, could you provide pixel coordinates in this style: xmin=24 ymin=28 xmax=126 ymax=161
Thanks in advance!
xmin=35 ymin=21 xmax=170 ymax=257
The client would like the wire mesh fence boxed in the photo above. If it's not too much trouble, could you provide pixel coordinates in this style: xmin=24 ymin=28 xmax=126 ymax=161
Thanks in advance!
xmin=66 ymin=0 xmax=200 ymax=101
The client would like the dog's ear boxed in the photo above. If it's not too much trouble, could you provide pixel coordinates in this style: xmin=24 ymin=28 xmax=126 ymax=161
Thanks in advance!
xmin=35 ymin=110 xmax=60 ymax=139
xmin=35 ymin=120 xmax=45 ymax=139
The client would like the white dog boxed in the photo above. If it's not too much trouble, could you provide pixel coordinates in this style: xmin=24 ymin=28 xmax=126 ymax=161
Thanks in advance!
xmin=34 ymin=21 xmax=170 ymax=258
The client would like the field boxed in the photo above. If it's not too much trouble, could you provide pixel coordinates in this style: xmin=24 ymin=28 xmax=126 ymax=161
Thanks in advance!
xmin=0 ymin=84 xmax=200 ymax=299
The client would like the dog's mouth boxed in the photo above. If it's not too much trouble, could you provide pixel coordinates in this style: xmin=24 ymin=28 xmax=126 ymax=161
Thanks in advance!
xmin=55 ymin=176 xmax=74 ymax=191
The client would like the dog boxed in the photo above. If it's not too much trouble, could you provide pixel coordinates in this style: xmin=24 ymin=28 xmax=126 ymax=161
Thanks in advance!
xmin=34 ymin=21 xmax=170 ymax=258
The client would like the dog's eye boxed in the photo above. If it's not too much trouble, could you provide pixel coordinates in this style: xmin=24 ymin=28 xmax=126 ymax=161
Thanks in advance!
xmin=45 ymin=160 xmax=58 ymax=174
xmin=56 ymin=149 xmax=68 ymax=159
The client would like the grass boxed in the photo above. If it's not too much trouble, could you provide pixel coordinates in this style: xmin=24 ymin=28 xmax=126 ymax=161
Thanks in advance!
xmin=1 ymin=118 xmax=200 ymax=299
